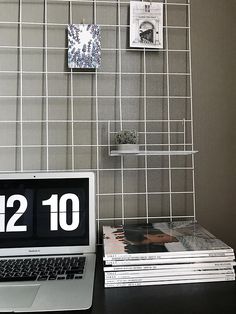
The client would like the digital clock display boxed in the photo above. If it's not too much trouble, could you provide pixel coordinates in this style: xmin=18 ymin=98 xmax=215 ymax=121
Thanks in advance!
xmin=0 ymin=178 xmax=89 ymax=248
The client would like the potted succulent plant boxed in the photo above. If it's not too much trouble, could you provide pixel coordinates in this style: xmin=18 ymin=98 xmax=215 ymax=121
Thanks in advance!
xmin=115 ymin=129 xmax=139 ymax=152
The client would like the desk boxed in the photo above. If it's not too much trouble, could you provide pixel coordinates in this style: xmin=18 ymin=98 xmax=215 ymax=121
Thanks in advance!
xmin=82 ymin=247 xmax=236 ymax=314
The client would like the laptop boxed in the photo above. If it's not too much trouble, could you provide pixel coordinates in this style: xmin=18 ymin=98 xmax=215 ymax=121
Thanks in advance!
xmin=0 ymin=171 xmax=96 ymax=312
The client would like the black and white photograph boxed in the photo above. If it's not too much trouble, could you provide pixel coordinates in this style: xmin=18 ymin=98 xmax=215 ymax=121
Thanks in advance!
xmin=130 ymin=1 xmax=163 ymax=48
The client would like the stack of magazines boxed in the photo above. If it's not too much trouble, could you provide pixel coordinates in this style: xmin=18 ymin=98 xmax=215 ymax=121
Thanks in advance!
xmin=103 ymin=221 xmax=235 ymax=288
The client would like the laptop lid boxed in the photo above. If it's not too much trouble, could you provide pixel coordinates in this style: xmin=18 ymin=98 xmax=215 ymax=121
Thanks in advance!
xmin=0 ymin=171 xmax=96 ymax=257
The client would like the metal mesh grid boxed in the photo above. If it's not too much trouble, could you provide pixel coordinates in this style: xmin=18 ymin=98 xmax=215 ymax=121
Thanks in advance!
xmin=0 ymin=0 xmax=196 ymax=242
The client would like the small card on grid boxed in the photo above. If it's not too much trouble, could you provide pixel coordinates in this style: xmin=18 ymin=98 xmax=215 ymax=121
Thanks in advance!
xmin=68 ymin=24 xmax=101 ymax=69
xmin=130 ymin=1 xmax=163 ymax=48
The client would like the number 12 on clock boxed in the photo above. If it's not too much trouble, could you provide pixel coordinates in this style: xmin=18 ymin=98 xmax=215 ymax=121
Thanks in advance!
xmin=0 ymin=195 xmax=28 ymax=232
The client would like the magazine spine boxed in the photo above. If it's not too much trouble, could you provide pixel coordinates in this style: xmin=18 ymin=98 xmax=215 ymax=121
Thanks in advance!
xmin=105 ymin=269 xmax=235 ymax=279
xmin=105 ymin=256 xmax=235 ymax=266
xmin=103 ymin=250 xmax=234 ymax=261
xmin=105 ymin=274 xmax=235 ymax=284
xmin=104 ymin=261 xmax=236 ymax=272
xmin=104 ymin=276 xmax=235 ymax=288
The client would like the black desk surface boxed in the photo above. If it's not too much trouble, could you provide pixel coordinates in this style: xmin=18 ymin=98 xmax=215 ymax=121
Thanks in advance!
xmin=81 ymin=246 xmax=236 ymax=314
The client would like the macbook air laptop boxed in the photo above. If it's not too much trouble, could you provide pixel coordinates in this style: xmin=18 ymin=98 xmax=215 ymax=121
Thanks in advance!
xmin=0 ymin=171 xmax=96 ymax=312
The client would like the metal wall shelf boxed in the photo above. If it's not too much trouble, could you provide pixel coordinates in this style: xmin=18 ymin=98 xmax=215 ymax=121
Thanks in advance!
xmin=110 ymin=150 xmax=198 ymax=157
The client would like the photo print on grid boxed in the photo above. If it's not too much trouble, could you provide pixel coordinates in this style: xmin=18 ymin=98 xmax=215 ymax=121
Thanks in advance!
xmin=130 ymin=1 xmax=163 ymax=48
xmin=68 ymin=24 xmax=101 ymax=69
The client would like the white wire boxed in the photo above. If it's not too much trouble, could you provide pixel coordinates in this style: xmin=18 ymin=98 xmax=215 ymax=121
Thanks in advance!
xmin=0 ymin=45 xmax=190 ymax=52
xmin=96 ymin=215 xmax=194 ymax=221
xmin=0 ymin=95 xmax=192 ymax=99
xmin=0 ymin=70 xmax=191 ymax=75
xmin=44 ymin=0 xmax=49 ymax=171
xmin=187 ymin=0 xmax=196 ymax=221
xmin=143 ymin=49 xmax=149 ymax=223
xmin=0 ymin=167 xmax=194 ymax=172
xmin=117 ymin=0 xmax=125 ymax=225
xmin=0 ymin=119 xmax=192 ymax=123
xmin=19 ymin=0 xmax=24 ymax=171
xmin=94 ymin=0 xmax=101 ymax=241
xmin=69 ymin=2 xmax=75 ymax=170
xmin=0 ymin=21 xmax=190 ymax=29
xmin=165 ymin=0 xmax=173 ymax=222
xmin=45 ymin=0 xmax=190 ymax=6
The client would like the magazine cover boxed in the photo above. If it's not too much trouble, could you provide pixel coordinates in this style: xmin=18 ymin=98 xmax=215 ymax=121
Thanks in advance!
xmin=130 ymin=1 xmax=163 ymax=48
xmin=68 ymin=24 xmax=101 ymax=68
xmin=103 ymin=220 xmax=234 ymax=260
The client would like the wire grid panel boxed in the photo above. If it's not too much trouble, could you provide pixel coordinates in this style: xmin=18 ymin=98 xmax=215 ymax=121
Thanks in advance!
xmin=0 ymin=0 xmax=196 ymax=241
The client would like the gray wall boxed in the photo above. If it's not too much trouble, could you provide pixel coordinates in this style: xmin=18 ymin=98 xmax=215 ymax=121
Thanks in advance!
xmin=191 ymin=0 xmax=236 ymax=249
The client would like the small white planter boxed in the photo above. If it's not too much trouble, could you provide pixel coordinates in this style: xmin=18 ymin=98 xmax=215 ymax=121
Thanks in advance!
xmin=117 ymin=144 xmax=139 ymax=153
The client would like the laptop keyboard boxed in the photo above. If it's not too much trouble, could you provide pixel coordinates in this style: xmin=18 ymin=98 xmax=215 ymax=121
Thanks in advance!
xmin=0 ymin=256 xmax=86 ymax=282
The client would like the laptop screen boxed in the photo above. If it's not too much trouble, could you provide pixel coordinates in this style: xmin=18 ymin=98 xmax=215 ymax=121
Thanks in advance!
xmin=0 ymin=173 xmax=94 ymax=251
